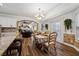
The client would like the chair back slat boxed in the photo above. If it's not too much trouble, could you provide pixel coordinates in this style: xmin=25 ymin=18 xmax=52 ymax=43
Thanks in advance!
xmin=48 ymin=32 xmax=57 ymax=45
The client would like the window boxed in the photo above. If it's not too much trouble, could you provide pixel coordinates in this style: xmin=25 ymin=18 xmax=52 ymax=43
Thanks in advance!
xmin=50 ymin=22 xmax=61 ymax=41
xmin=76 ymin=13 xmax=79 ymax=40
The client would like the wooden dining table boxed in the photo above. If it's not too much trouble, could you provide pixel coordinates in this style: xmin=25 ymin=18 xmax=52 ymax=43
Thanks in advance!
xmin=35 ymin=35 xmax=48 ymax=43
xmin=35 ymin=34 xmax=49 ymax=49
xmin=35 ymin=35 xmax=48 ymax=39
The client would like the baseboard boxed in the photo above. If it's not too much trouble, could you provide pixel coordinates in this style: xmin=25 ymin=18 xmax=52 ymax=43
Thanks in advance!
xmin=57 ymin=41 xmax=79 ymax=52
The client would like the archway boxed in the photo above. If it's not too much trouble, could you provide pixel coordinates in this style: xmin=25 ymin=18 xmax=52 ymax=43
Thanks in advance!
xmin=16 ymin=20 xmax=39 ymax=32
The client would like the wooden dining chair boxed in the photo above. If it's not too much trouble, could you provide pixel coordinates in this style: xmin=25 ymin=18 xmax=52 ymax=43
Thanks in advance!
xmin=42 ymin=32 xmax=57 ymax=55
xmin=32 ymin=34 xmax=37 ymax=48
xmin=7 ymin=38 xmax=22 ymax=56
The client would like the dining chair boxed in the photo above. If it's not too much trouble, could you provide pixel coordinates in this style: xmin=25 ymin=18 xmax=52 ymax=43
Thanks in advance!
xmin=32 ymin=33 xmax=44 ymax=49
xmin=42 ymin=32 xmax=57 ymax=55
xmin=7 ymin=38 xmax=22 ymax=56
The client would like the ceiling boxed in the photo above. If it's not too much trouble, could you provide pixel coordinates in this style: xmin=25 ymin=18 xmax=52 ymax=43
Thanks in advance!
xmin=0 ymin=3 xmax=79 ymax=20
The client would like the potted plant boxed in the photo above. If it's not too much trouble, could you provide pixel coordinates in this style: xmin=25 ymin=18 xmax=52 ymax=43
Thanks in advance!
xmin=64 ymin=19 xmax=72 ymax=32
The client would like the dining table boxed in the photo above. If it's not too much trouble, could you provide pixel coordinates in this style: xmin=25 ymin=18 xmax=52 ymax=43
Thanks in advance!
xmin=35 ymin=34 xmax=48 ymax=43
xmin=34 ymin=34 xmax=49 ymax=50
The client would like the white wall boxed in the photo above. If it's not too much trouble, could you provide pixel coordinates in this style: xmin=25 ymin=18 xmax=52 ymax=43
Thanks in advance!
xmin=0 ymin=14 xmax=35 ymax=27
xmin=41 ymin=8 xmax=79 ymax=42
xmin=0 ymin=16 xmax=16 ymax=27
xmin=0 ymin=8 xmax=79 ymax=41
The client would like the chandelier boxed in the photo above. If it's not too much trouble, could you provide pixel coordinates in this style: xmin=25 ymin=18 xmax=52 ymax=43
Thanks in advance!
xmin=35 ymin=8 xmax=45 ymax=20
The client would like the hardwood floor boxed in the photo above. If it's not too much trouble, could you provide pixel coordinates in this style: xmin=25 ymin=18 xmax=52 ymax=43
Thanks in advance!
xmin=4 ymin=42 xmax=79 ymax=56
xmin=56 ymin=42 xmax=79 ymax=56
xmin=25 ymin=42 xmax=79 ymax=56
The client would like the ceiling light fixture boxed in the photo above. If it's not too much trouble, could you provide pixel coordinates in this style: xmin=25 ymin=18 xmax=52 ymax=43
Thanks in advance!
xmin=35 ymin=8 xmax=45 ymax=20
